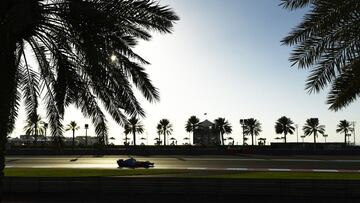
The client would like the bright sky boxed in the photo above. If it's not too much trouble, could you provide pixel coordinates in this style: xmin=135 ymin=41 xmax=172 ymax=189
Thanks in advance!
xmin=11 ymin=0 xmax=360 ymax=145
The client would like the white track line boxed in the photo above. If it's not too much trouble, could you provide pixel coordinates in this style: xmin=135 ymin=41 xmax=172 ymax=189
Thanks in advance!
xmin=226 ymin=168 xmax=249 ymax=171
xmin=186 ymin=167 xmax=208 ymax=170
xmin=268 ymin=168 xmax=292 ymax=172
xmin=312 ymin=169 xmax=339 ymax=172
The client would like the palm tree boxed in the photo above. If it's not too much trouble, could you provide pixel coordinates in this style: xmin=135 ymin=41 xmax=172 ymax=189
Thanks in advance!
xmin=124 ymin=117 xmax=144 ymax=146
xmin=275 ymin=116 xmax=295 ymax=143
xmin=303 ymin=118 xmax=325 ymax=144
xmin=23 ymin=114 xmax=46 ymax=145
xmin=65 ymin=121 xmax=80 ymax=148
xmin=185 ymin=116 xmax=200 ymax=145
xmin=281 ymin=0 xmax=360 ymax=110
xmin=157 ymin=119 xmax=173 ymax=146
xmin=336 ymin=120 xmax=353 ymax=145
xmin=243 ymin=118 xmax=262 ymax=146
xmin=0 ymin=0 xmax=178 ymax=192
xmin=213 ymin=118 xmax=232 ymax=145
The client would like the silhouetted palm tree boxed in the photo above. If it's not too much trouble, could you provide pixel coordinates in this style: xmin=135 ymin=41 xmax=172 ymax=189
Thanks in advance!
xmin=124 ymin=117 xmax=144 ymax=146
xmin=336 ymin=120 xmax=353 ymax=145
xmin=65 ymin=121 xmax=80 ymax=148
xmin=243 ymin=118 xmax=262 ymax=146
xmin=275 ymin=116 xmax=295 ymax=143
xmin=0 ymin=0 xmax=178 ymax=193
xmin=281 ymin=0 xmax=360 ymax=110
xmin=185 ymin=116 xmax=200 ymax=145
xmin=23 ymin=114 xmax=46 ymax=145
xmin=157 ymin=119 xmax=173 ymax=146
xmin=303 ymin=118 xmax=325 ymax=144
xmin=214 ymin=118 xmax=232 ymax=146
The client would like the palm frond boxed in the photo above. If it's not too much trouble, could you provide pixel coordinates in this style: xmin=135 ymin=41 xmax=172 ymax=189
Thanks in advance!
xmin=20 ymin=51 xmax=40 ymax=121
xmin=327 ymin=61 xmax=360 ymax=111
xmin=280 ymin=0 xmax=314 ymax=10
xmin=282 ymin=0 xmax=360 ymax=109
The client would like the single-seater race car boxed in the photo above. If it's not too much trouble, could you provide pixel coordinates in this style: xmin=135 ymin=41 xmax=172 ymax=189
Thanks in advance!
xmin=117 ymin=158 xmax=154 ymax=168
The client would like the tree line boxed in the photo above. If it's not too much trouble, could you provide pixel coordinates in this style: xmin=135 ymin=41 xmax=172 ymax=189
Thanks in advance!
xmin=19 ymin=115 xmax=355 ymax=147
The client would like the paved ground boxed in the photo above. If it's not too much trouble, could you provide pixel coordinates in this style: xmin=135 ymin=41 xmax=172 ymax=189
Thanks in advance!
xmin=5 ymin=155 xmax=360 ymax=172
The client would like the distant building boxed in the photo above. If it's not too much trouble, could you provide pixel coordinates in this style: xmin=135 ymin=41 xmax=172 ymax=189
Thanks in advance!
xmin=193 ymin=120 xmax=220 ymax=146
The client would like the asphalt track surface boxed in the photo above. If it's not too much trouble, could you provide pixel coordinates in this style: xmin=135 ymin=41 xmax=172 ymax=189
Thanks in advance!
xmin=5 ymin=155 xmax=360 ymax=172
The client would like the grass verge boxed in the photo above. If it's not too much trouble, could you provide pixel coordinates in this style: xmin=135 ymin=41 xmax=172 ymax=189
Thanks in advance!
xmin=5 ymin=168 xmax=360 ymax=180
xmin=4 ymin=168 xmax=189 ymax=177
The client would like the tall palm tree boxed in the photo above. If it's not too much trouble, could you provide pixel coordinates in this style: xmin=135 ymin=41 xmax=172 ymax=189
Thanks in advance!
xmin=243 ymin=118 xmax=262 ymax=146
xmin=275 ymin=116 xmax=295 ymax=143
xmin=303 ymin=118 xmax=325 ymax=144
xmin=214 ymin=118 xmax=232 ymax=146
xmin=157 ymin=119 xmax=173 ymax=146
xmin=336 ymin=120 xmax=353 ymax=145
xmin=281 ymin=0 xmax=360 ymax=111
xmin=23 ymin=114 xmax=46 ymax=145
xmin=0 ymin=0 xmax=178 ymax=195
xmin=65 ymin=121 xmax=80 ymax=148
xmin=185 ymin=116 xmax=200 ymax=145
xmin=124 ymin=117 xmax=144 ymax=146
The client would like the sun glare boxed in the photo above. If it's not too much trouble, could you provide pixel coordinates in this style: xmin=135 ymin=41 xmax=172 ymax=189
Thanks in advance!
xmin=110 ymin=54 xmax=117 ymax=62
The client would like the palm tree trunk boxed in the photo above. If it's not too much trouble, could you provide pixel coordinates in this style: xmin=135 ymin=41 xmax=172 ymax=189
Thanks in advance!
xmin=0 ymin=37 xmax=17 ymax=202
xmin=251 ymin=133 xmax=254 ymax=146
xmin=314 ymin=132 xmax=317 ymax=144
xmin=44 ymin=128 xmax=47 ymax=145
xmin=190 ymin=132 xmax=192 ymax=145
xmin=163 ymin=133 xmax=166 ymax=146
xmin=72 ymin=129 xmax=75 ymax=149
xmin=344 ymin=130 xmax=347 ymax=145
xmin=133 ymin=130 xmax=136 ymax=146
xmin=221 ymin=132 xmax=224 ymax=146
xmin=85 ymin=129 xmax=87 ymax=146
xmin=284 ymin=132 xmax=287 ymax=143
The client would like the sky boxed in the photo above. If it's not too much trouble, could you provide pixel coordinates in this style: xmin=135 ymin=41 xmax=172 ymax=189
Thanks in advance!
xmin=11 ymin=0 xmax=360 ymax=145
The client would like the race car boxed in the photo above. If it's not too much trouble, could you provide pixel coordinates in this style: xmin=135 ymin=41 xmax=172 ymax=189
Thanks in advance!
xmin=117 ymin=158 xmax=154 ymax=168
